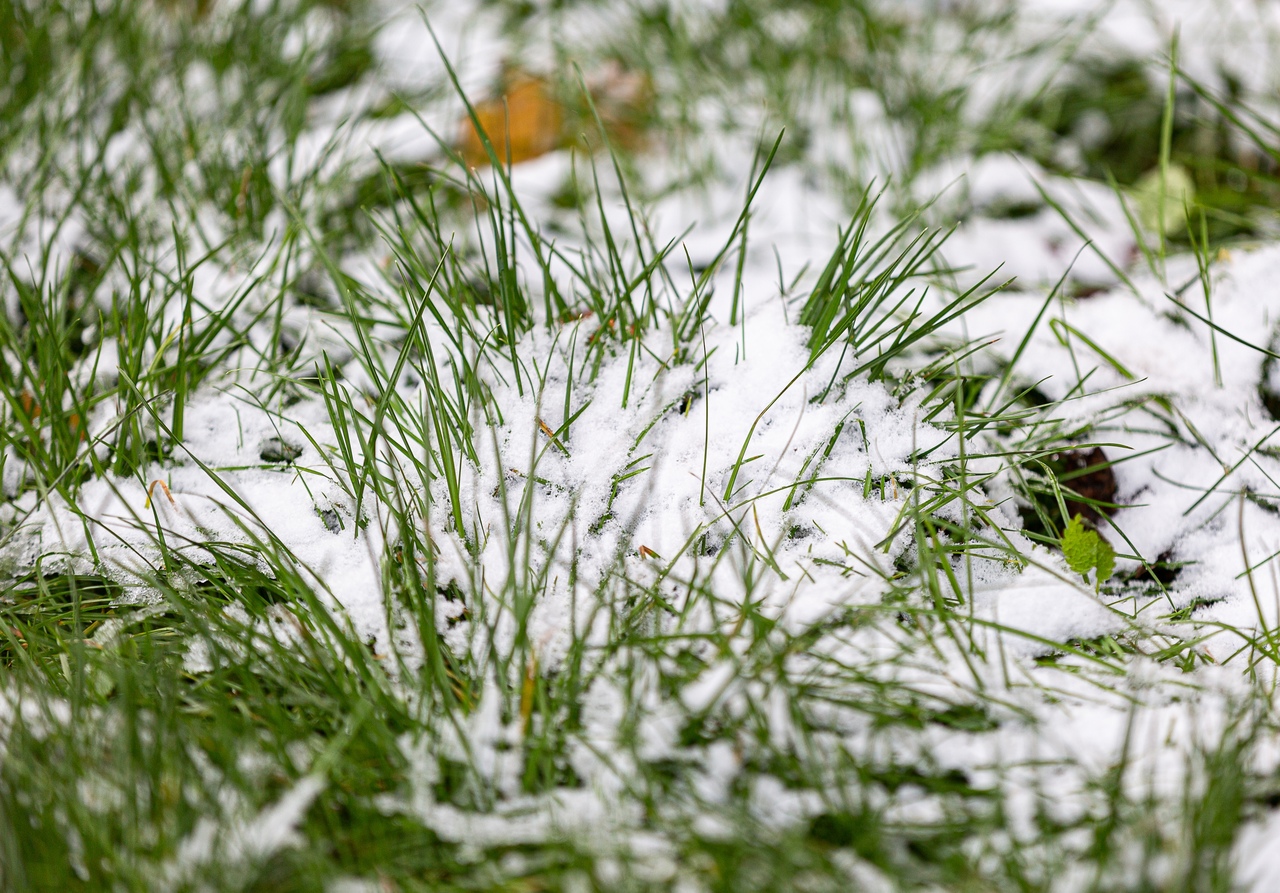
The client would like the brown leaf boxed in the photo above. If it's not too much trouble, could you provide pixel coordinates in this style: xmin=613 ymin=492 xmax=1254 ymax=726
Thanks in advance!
xmin=581 ymin=60 xmax=654 ymax=152
xmin=1058 ymin=447 xmax=1118 ymax=522
xmin=156 ymin=0 xmax=217 ymax=19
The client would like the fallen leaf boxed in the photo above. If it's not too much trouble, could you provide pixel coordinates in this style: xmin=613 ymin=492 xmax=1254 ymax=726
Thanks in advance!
xmin=457 ymin=63 xmax=654 ymax=169
xmin=1057 ymin=447 xmax=1118 ymax=522
xmin=17 ymin=390 xmax=40 ymax=420
xmin=580 ymin=60 xmax=654 ymax=152
xmin=157 ymin=0 xmax=217 ymax=19
xmin=458 ymin=75 xmax=563 ymax=168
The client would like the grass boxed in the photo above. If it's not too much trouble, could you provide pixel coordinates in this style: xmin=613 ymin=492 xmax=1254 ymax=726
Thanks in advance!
xmin=3 ymin=0 xmax=1280 ymax=890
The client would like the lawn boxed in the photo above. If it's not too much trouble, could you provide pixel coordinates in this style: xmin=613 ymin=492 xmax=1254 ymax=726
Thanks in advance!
xmin=4 ymin=1 xmax=1280 ymax=890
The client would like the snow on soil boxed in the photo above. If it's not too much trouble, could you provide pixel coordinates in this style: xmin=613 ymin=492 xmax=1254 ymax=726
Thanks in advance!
xmin=7 ymin=0 xmax=1280 ymax=886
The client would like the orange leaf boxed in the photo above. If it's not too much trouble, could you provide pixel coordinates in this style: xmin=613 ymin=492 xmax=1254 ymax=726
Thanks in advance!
xmin=17 ymin=390 xmax=41 ymax=420
xmin=458 ymin=75 xmax=563 ymax=168
xmin=146 ymin=479 xmax=176 ymax=510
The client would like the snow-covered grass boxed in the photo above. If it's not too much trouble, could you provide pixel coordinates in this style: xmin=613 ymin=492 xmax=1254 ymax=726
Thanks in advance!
xmin=7 ymin=0 xmax=1280 ymax=890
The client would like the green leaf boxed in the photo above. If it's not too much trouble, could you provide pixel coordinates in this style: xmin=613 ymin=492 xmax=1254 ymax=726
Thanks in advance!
xmin=1064 ymin=511 xmax=1116 ymax=588
xmin=1060 ymin=514 xmax=1115 ymax=591
xmin=1094 ymin=537 xmax=1116 ymax=586
xmin=1061 ymin=515 xmax=1097 ymax=577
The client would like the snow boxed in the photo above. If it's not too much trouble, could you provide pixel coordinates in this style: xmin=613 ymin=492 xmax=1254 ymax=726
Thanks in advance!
xmin=159 ymin=775 xmax=326 ymax=889
xmin=8 ymin=0 xmax=1280 ymax=885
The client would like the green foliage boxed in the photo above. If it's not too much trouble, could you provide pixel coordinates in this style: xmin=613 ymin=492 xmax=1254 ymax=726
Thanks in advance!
xmin=1062 ymin=514 xmax=1116 ymax=591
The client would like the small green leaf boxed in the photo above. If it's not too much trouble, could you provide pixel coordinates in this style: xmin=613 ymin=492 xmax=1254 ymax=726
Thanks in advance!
xmin=1094 ymin=537 xmax=1115 ymax=586
xmin=1061 ymin=515 xmax=1097 ymax=577
xmin=1060 ymin=514 xmax=1115 ymax=591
